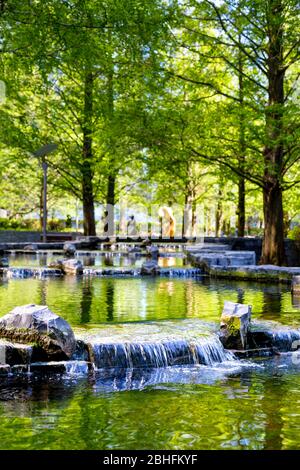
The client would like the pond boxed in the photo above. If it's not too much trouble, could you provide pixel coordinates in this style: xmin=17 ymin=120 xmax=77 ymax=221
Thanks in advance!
xmin=0 ymin=275 xmax=298 ymax=326
xmin=1 ymin=272 xmax=300 ymax=450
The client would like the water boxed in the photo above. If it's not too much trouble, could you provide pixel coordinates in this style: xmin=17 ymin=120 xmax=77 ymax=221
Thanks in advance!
xmin=78 ymin=321 xmax=234 ymax=369
xmin=0 ymin=276 xmax=298 ymax=326
xmin=0 ymin=356 xmax=300 ymax=449
xmin=7 ymin=251 xmax=189 ymax=269
xmin=1 ymin=271 xmax=300 ymax=449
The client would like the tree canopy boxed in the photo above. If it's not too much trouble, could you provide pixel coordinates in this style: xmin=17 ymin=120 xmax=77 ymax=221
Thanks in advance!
xmin=0 ymin=0 xmax=300 ymax=264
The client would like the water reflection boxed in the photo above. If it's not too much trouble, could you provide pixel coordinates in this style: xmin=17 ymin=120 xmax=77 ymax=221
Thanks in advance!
xmin=0 ymin=277 xmax=297 ymax=327
xmin=0 ymin=356 xmax=300 ymax=449
xmin=262 ymin=286 xmax=283 ymax=321
xmin=105 ymin=280 xmax=115 ymax=322
xmin=80 ymin=278 xmax=94 ymax=324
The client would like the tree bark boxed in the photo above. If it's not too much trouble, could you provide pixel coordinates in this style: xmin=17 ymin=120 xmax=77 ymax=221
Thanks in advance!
xmin=261 ymin=0 xmax=285 ymax=265
xmin=262 ymin=180 xmax=285 ymax=265
xmin=237 ymin=175 xmax=245 ymax=237
xmin=39 ymin=181 xmax=43 ymax=231
xmin=105 ymin=52 xmax=116 ymax=238
xmin=183 ymin=187 xmax=196 ymax=238
xmin=82 ymin=71 xmax=96 ymax=236
xmin=237 ymin=37 xmax=246 ymax=237
xmin=106 ymin=174 xmax=115 ymax=237
xmin=215 ymin=186 xmax=222 ymax=237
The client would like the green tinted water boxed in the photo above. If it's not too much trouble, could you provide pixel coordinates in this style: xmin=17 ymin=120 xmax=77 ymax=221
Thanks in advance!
xmin=0 ymin=276 xmax=298 ymax=326
xmin=1 ymin=275 xmax=300 ymax=449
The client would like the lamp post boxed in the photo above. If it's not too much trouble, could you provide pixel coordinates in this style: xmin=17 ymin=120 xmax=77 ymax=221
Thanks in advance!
xmin=33 ymin=143 xmax=58 ymax=242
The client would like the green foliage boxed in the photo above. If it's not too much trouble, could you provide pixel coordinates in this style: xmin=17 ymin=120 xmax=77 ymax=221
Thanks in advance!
xmin=0 ymin=0 xmax=299 ymax=243
xmin=288 ymin=226 xmax=300 ymax=242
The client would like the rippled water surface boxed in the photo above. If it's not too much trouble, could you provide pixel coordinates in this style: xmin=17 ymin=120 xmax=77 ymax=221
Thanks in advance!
xmin=1 ymin=268 xmax=300 ymax=449
xmin=0 ymin=275 xmax=298 ymax=326
xmin=0 ymin=356 xmax=300 ymax=450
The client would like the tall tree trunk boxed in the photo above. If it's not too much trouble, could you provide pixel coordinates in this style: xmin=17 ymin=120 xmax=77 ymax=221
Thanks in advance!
xmin=105 ymin=53 xmax=116 ymax=238
xmin=215 ymin=187 xmax=222 ymax=237
xmin=237 ymin=176 xmax=245 ymax=237
xmin=261 ymin=0 xmax=285 ymax=265
xmin=39 ymin=181 xmax=43 ymax=231
xmin=183 ymin=188 xmax=194 ymax=238
xmin=237 ymin=37 xmax=246 ymax=237
xmin=82 ymin=71 xmax=96 ymax=236
xmin=106 ymin=174 xmax=115 ymax=237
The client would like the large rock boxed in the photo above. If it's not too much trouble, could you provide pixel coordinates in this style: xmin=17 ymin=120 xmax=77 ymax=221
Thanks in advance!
xmin=0 ymin=304 xmax=76 ymax=360
xmin=219 ymin=301 xmax=251 ymax=350
xmin=63 ymin=242 xmax=76 ymax=257
xmin=0 ymin=258 xmax=9 ymax=268
xmin=48 ymin=258 xmax=83 ymax=275
xmin=146 ymin=245 xmax=159 ymax=260
xmin=141 ymin=260 xmax=158 ymax=275
xmin=62 ymin=259 xmax=83 ymax=275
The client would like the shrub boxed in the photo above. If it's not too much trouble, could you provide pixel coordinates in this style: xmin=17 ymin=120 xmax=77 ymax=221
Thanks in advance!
xmin=48 ymin=219 xmax=65 ymax=231
xmin=288 ymin=225 xmax=300 ymax=241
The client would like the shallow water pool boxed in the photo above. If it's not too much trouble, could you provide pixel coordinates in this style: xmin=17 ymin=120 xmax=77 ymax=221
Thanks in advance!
xmin=0 ymin=276 xmax=298 ymax=326
xmin=1 ymin=275 xmax=300 ymax=449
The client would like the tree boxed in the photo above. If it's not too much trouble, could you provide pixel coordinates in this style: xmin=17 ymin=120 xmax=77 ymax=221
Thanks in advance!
xmin=173 ymin=0 xmax=300 ymax=264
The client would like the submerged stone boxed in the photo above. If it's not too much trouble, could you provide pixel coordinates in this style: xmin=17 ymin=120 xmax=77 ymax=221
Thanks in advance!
xmin=24 ymin=244 xmax=38 ymax=251
xmin=48 ymin=258 xmax=83 ymax=275
xmin=63 ymin=242 xmax=76 ymax=257
xmin=146 ymin=245 xmax=159 ymax=260
xmin=0 ymin=304 xmax=76 ymax=360
xmin=0 ymin=258 xmax=9 ymax=268
xmin=0 ymin=364 xmax=10 ymax=376
xmin=62 ymin=259 xmax=83 ymax=275
xmin=0 ymin=339 xmax=33 ymax=366
xmin=219 ymin=301 xmax=251 ymax=350
xmin=141 ymin=260 xmax=158 ymax=275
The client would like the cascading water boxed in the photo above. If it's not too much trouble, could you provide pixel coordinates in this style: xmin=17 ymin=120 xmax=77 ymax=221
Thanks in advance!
xmin=76 ymin=319 xmax=236 ymax=370
xmin=5 ymin=268 xmax=62 ymax=279
xmin=90 ymin=335 xmax=234 ymax=370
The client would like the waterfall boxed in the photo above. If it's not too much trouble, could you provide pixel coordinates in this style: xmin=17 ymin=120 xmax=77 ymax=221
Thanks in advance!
xmin=6 ymin=268 xmax=62 ymax=279
xmin=64 ymin=361 xmax=91 ymax=375
xmin=91 ymin=335 xmax=234 ymax=370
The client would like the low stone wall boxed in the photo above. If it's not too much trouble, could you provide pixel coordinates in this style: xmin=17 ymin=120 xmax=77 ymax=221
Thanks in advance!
xmin=0 ymin=231 xmax=41 ymax=243
xmin=0 ymin=231 xmax=80 ymax=244
xmin=208 ymin=265 xmax=300 ymax=283
xmin=203 ymin=237 xmax=300 ymax=267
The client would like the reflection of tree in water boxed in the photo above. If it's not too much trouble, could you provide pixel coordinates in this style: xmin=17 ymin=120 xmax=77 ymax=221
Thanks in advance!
xmin=262 ymin=287 xmax=282 ymax=320
xmin=237 ymin=288 xmax=245 ymax=305
xmin=80 ymin=278 xmax=94 ymax=325
xmin=261 ymin=372 xmax=286 ymax=450
xmin=105 ymin=280 xmax=115 ymax=322
xmin=103 ymin=254 xmax=114 ymax=267
xmin=38 ymin=279 xmax=47 ymax=305
xmin=225 ymin=368 xmax=286 ymax=450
